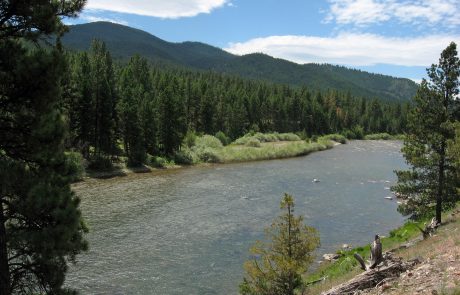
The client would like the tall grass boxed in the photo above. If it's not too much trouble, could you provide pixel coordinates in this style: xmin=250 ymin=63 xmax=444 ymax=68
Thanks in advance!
xmin=217 ymin=141 xmax=333 ymax=163
xmin=318 ymin=134 xmax=347 ymax=144
xmin=233 ymin=132 xmax=301 ymax=145
xmin=364 ymin=133 xmax=405 ymax=140
xmin=174 ymin=133 xmax=342 ymax=165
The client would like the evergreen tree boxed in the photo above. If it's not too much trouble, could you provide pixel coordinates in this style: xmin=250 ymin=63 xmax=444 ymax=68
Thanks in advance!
xmin=89 ymin=40 xmax=117 ymax=159
xmin=158 ymin=77 xmax=186 ymax=155
xmin=118 ymin=55 xmax=154 ymax=166
xmin=0 ymin=1 xmax=87 ymax=293
xmin=393 ymin=42 xmax=460 ymax=223
xmin=240 ymin=194 xmax=319 ymax=295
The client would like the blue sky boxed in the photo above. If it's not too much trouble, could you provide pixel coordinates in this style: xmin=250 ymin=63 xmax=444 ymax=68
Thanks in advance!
xmin=68 ymin=0 xmax=460 ymax=82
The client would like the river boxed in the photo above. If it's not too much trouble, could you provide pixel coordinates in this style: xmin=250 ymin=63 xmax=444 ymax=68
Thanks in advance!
xmin=67 ymin=140 xmax=407 ymax=295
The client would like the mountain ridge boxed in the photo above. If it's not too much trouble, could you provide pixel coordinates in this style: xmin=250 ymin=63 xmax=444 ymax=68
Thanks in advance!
xmin=62 ymin=21 xmax=418 ymax=102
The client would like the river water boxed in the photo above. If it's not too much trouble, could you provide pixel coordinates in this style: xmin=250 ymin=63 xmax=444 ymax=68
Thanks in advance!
xmin=67 ymin=140 xmax=407 ymax=295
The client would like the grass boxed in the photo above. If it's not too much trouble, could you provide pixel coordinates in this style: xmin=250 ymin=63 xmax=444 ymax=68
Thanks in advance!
xmin=319 ymin=133 xmax=348 ymax=144
xmin=233 ymin=132 xmax=301 ymax=145
xmin=364 ymin=133 xmax=405 ymax=140
xmin=306 ymin=206 xmax=460 ymax=295
xmin=177 ymin=133 xmax=343 ymax=165
xmin=216 ymin=140 xmax=334 ymax=163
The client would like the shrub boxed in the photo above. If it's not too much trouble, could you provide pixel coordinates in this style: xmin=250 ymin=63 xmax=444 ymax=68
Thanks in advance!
xmin=352 ymin=125 xmax=365 ymax=139
xmin=276 ymin=132 xmax=301 ymax=141
xmin=364 ymin=133 xmax=392 ymax=140
xmin=174 ymin=149 xmax=194 ymax=165
xmin=197 ymin=148 xmax=221 ymax=163
xmin=319 ymin=134 xmax=347 ymax=144
xmin=87 ymin=156 xmax=113 ymax=171
xmin=195 ymin=135 xmax=223 ymax=149
xmin=148 ymin=156 xmax=168 ymax=168
xmin=65 ymin=151 xmax=85 ymax=181
xmin=183 ymin=130 xmax=197 ymax=148
xmin=215 ymin=131 xmax=231 ymax=146
xmin=245 ymin=138 xmax=261 ymax=147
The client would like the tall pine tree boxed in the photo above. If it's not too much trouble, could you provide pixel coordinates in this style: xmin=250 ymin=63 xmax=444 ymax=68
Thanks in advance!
xmin=393 ymin=42 xmax=460 ymax=223
xmin=0 ymin=1 xmax=87 ymax=294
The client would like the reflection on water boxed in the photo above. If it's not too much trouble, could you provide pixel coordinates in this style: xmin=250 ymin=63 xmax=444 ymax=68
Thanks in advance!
xmin=67 ymin=140 xmax=406 ymax=295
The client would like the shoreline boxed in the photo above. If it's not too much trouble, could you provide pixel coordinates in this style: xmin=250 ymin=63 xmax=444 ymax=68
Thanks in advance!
xmin=79 ymin=139 xmax=343 ymax=181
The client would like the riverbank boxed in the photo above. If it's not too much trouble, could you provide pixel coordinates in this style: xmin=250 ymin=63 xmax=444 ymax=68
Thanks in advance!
xmin=81 ymin=134 xmax=346 ymax=180
xmin=305 ymin=205 xmax=460 ymax=294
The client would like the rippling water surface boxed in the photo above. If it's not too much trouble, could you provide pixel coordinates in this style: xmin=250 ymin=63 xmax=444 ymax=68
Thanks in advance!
xmin=67 ymin=140 xmax=406 ymax=295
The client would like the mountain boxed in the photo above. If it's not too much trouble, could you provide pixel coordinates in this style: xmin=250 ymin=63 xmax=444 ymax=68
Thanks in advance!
xmin=62 ymin=22 xmax=418 ymax=102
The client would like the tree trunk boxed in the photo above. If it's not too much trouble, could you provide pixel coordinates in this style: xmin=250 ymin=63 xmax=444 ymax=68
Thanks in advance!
xmin=436 ymin=141 xmax=446 ymax=224
xmin=0 ymin=203 xmax=10 ymax=295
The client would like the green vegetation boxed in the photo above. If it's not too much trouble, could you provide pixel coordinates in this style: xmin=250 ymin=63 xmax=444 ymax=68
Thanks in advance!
xmin=363 ymin=133 xmax=405 ymax=140
xmin=319 ymin=134 xmax=347 ymax=144
xmin=63 ymin=40 xmax=409 ymax=171
xmin=393 ymin=42 xmax=460 ymax=223
xmin=62 ymin=22 xmax=418 ymax=102
xmin=305 ymin=205 xmax=460 ymax=295
xmin=306 ymin=218 xmax=426 ymax=287
xmin=233 ymin=132 xmax=302 ymax=145
xmin=0 ymin=1 xmax=88 ymax=294
xmin=173 ymin=133 xmax=340 ymax=165
xmin=240 ymin=194 xmax=320 ymax=295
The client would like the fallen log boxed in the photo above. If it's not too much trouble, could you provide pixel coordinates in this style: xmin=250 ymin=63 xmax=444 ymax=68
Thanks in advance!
xmin=321 ymin=255 xmax=420 ymax=295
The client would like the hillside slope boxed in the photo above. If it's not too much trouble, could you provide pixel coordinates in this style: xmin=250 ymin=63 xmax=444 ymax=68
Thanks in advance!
xmin=62 ymin=22 xmax=418 ymax=102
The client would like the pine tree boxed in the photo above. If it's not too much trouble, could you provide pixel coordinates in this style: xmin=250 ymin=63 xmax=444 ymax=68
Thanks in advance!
xmin=240 ymin=194 xmax=319 ymax=295
xmin=89 ymin=40 xmax=117 ymax=160
xmin=393 ymin=42 xmax=460 ymax=223
xmin=118 ymin=55 xmax=155 ymax=166
xmin=0 ymin=2 xmax=87 ymax=294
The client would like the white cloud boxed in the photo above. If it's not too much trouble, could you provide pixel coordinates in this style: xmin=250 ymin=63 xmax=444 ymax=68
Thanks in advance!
xmin=85 ymin=0 xmax=228 ymax=18
xmin=224 ymin=33 xmax=459 ymax=67
xmin=325 ymin=0 xmax=460 ymax=27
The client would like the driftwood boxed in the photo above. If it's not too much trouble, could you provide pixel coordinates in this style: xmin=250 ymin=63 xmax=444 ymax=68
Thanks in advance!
xmin=416 ymin=217 xmax=439 ymax=239
xmin=321 ymin=254 xmax=421 ymax=295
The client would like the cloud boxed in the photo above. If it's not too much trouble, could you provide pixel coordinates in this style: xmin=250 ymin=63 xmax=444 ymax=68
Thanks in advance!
xmin=325 ymin=0 xmax=460 ymax=27
xmin=85 ymin=0 xmax=228 ymax=18
xmin=224 ymin=33 xmax=459 ymax=67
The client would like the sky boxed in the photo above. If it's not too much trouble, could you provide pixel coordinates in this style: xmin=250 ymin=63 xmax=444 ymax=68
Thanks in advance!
xmin=67 ymin=0 xmax=460 ymax=82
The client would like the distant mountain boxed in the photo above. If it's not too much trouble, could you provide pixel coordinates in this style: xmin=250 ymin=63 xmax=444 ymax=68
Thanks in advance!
xmin=62 ymin=22 xmax=418 ymax=101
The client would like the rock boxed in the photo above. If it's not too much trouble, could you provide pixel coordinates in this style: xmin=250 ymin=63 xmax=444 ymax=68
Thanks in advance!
xmin=342 ymin=244 xmax=351 ymax=249
xmin=323 ymin=253 xmax=340 ymax=261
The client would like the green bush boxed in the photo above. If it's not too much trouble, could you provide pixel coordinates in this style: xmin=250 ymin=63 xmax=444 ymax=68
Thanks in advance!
xmin=364 ymin=133 xmax=392 ymax=140
xmin=233 ymin=132 xmax=301 ymax=145
xmin=245 ymin=138 xmax=261 ymax=147
xmin=195 ymin=135 xmax=223 ymax=149
xmin=174 ymin=149 xmax=194 ymax=165
xmin=276 ymin=132 xmax=301 ymax=141
xmin=352 ymin=125 xmax=365 ymax=139
xmin=319 ymin=134 xmax=347 ymax=144
xmin=148 ymin=156 xmax=168 ymax=168
xmin=65 ymin=151 xmax=85 ymax=181
xmin=87 ymin=156 xmax=113 ymax=171
xmin=183 ymin=130 xmax=197 ymax=148
xmin=215 ymin=131 xmax=231 ymax=146
xmin=197 ymin=148 xmax=221 ymax=163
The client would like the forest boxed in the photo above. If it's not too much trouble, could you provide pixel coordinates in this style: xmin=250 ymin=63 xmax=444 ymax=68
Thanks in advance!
xmin=64 ymin=40 xmax=410 ymax=168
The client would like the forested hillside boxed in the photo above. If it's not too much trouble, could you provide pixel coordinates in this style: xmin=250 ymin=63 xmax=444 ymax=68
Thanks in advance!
xmin=61 ymin=22 xmax=418 ymax=102
xmin=63 ymin=40 xmax=410 ymax=168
